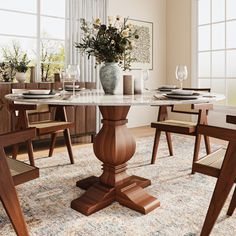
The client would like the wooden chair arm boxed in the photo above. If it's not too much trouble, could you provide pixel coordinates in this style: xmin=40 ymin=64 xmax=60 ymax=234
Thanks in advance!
xmin=8 ymin=103 xmax=37 ymax=112
xmin=192 ymin=103 xmax=213 ymax=110
xmin=197 ymin=124 xmax=236 ymax=142
xmin=171 ymin=105 xmax=198 ymax=115
xmin=171 ymin=103 xmax=213 ymax=115
xmin=0 ymin=128 xmax=36 ymax=147
xmin=226 ymin=115 xmax=236 ymax=125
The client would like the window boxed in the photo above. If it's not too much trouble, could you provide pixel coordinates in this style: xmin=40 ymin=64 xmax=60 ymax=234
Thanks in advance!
xmin=196 ymin=0 xmax=236 ymax=105
xmin=0 ymin=0 xmax=65 ymax=82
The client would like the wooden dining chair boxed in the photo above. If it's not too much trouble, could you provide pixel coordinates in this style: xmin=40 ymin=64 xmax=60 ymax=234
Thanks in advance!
xmin=151 ymin=88 xmax=212 ymax=173
xmin=192 ymin=115 xmax=236 ymax=236
xmin=9 ymin=89 xmax=75 ymax=166
xmin=0 ymin=128 xmax=39 ymax=236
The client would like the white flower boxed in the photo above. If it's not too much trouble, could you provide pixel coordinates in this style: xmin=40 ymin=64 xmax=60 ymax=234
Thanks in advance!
xmin=121 ymin=29 xmax=129 ymax=37
xmin=108 ymin=16 xmax=113 ymax=25
xmin=94 ymin=18 xmax=101 ymax=25
xmin=111 ymin=39 xmax=115 ymax=45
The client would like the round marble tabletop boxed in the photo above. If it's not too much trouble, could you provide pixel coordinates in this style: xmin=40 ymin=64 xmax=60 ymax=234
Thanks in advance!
xmin=5 ymin=90 xmax=225 ymax=106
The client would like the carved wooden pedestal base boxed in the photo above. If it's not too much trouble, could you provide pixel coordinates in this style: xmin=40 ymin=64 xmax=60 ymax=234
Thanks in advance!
xmin=71 ymin=106 xmax=160 ymax=215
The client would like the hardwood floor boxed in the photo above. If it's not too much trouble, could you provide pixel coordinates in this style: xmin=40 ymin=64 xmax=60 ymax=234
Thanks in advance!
xmin=13 ymin=125 xmax=226 ymax=161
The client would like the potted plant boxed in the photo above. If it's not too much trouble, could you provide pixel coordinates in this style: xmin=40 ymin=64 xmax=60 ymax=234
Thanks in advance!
xmin=14 ymin=53 xmax=30 ymax=83
xmin=75 ymin=16 xmax=139 ymax=94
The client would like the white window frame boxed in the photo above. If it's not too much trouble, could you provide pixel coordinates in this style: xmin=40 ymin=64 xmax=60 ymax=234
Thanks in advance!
xmin=191 ymin=0 xmax=198 ymax=88
xmin=192 ymin=0 xmax=236 ymax=110
xmin=0 ymin=0 xmax=66 ymax=82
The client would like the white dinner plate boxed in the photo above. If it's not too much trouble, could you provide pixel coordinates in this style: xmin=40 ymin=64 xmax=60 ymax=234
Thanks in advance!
xmin=22 ymin=93 xmax=57 ymax=99
xmin=158 ymin=88 xmax=178 ymax=92
xmin=159 ymin=85 xmax=177 ymax=89
xmin=164 ymin=94 xmax=199 ymax=100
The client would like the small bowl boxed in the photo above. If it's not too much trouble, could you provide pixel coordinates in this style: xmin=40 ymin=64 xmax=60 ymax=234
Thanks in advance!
xmin=170 ymin=89 xmax=194 ymax=95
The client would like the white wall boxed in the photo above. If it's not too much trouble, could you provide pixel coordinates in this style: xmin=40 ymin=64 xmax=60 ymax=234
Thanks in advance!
xmin=166 ymin=0 xmax=192 ymax=88
xmin=108 ymin=0 xmax=166 ymax=127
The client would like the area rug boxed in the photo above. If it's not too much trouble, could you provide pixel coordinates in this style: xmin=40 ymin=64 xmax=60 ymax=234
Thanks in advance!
xmin=0 ymin=135 xmax=235 ymax=236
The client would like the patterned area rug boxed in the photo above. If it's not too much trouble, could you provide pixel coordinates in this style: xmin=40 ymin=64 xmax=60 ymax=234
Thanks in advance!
xmin=0 ymin=135 xmax=235 ymax=236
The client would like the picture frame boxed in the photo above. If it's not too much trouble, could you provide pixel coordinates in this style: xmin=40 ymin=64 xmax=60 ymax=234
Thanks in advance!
xmin=128 ymin=19 xmax=153 ymax=70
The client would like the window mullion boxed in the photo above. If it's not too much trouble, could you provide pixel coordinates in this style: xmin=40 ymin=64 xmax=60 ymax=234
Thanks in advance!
xmin=225 ymin=0 xmax=228 ymax=104
xmin=36 ymin=0 xmax=41 ymax=82
xmin=210 ymin=0 xmax=212 ymax=91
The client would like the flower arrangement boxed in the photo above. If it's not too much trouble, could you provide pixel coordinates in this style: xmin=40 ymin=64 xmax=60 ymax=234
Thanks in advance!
xmin=14 ymin=53 xmax=30 ymax=73
xmin=75 ymin=16 xmax=139 ymax=70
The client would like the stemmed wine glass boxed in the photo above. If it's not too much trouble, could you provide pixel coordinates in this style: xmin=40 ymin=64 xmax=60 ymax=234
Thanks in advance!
xmin=141 ymin=69 xmax=149 ymax=90
xmin=60 ymin=69 xmax=67 ymax=95
xmin=175 ymin=65 xmax=188 ymax=89
xmin=66 ymin=64 xmax=80 ymax=97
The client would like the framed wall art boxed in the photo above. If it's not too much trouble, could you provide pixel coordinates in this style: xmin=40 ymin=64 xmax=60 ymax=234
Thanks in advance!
xmin=128 ymin=19 xmax=153 ymax=70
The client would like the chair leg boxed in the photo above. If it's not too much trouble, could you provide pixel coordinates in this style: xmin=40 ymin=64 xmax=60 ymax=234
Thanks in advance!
xmin=165 ymin=132 xmax=173 ymax=156
xmin=200 ymin=179 xmax=235 ymax=236
xmin=151 ymin=130 xmax=161 ymax=164
xmin=227 ymin=186 xmax=236 ymax=216
xmin=0 ymin=150 xmax=29 ymax=236
xmin=200 ymin=142 xmax=236 ymax=236
xmin=63 ymin=128 xmax=74 ymax=164
xmin=48 ymin=133 xmax=57 ymax=157
xmin=12 ymin=144 xmax=19 ymax=160
xmin=192 ymin=134 xmax=202 ymax=174
xmin=26 ymin=140 xmax=35 ymax=167
xmin=91 ymin=134 xmax=95 ymax=143
xmin=204 ymin=135 xmax=211 ymax=155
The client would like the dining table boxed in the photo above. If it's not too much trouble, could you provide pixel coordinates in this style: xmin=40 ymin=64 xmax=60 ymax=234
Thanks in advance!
xmin=5 ymin=90 xmax=225 ymax=216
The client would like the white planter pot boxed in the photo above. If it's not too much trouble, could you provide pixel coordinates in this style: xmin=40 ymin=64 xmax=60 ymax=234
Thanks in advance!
xmin=16 ymin=72 xmax=26 ymax=83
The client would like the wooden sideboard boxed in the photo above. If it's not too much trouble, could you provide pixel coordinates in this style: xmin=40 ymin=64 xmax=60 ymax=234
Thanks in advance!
xmin=0 ymin=82 xmax=96 ymax=143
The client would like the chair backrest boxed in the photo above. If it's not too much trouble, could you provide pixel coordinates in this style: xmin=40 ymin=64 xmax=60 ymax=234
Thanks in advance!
xmin=172 ymin=88 xmax=212 ymax=115
xmin=196 ymin=117 xmax=236 ymax=142
xmin=12 ymin=89 xmax=50 ymax=115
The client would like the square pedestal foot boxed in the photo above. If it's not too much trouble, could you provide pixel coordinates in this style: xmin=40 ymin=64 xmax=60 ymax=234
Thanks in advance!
xmin=116 ymin=182 xmax=160 ymax=214
xmin=76 ymin=176 xmax=99 ymax=190
xmin=128 ymin=175 xmax=151 ymax=188
xmin=71 ymin=182 xmax=115 ymax=216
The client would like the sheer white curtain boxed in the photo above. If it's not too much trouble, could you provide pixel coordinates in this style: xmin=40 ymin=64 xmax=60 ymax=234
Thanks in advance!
xmin=65 ymin=0 xmax=107 ymax=83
